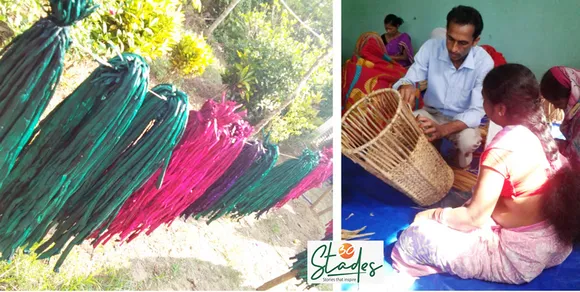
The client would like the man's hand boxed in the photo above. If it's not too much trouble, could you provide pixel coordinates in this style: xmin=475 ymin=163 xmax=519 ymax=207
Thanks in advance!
xmin=416 ymin=116 xmax=448 ymax=142
xmin=398 ymin=84 xmax=416 ymax=108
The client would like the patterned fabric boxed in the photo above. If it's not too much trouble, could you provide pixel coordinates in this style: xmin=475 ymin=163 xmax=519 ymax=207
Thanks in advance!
xmin=550 ymin=66 xmax=580 ymax=165
xmin=341 ymin=32 xmax=417 ymax=115
xmin=392 ymin=219 xmax=572 ymax=284
xmin=480 ymin=45 xmax=507 ymax=68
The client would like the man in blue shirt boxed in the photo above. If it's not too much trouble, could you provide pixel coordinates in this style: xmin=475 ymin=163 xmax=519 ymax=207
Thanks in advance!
xmin=394 ymin=6 xmax=494 ymax=168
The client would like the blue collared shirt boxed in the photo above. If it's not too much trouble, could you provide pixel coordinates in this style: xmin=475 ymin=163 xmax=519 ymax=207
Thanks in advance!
xmin=393 ymin=38 xmax=494 ymax=128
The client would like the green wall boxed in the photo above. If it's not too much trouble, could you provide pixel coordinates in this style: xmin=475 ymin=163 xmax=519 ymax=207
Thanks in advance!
xmin=342 ymin=0 xmax=580 ymax=78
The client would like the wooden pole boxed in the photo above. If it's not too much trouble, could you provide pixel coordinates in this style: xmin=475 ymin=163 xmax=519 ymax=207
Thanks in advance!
xmin=316 ymin=206 xmax=332 ymax=217
xmin=251 ymin=49 xmax=332 ymax=136
xmin=256 ymin=269 xmax=299 ymax=291
xmin=310 ymin=188 xmax=331 ymax=210
xmin=205 ymin=0 xmax=244 ymax=39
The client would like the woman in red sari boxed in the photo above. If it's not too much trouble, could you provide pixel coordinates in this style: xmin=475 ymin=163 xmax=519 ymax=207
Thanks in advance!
xmin=342 ymin=32 xmax=412 ymax=115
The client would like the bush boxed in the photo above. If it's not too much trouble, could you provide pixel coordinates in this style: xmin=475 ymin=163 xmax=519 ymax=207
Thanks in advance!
xmin=0 ymin=0 xmax=45 ymax=40
xmin=268 ymin=93 xmax=324 ymax=143
xmin=182 ymin=0 xmax=202 ymax=12
xmin=0 ymin=1 xmax=187 ymax=63
xmin=216 ymin=2 xmax=316 ymax=125
xmin=84 ymin=0 xmax=185 ymax=61
xmin=170 ymin=32 xmax=214 ymax=77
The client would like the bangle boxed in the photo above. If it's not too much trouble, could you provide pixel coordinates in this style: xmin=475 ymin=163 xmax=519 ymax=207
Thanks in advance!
xmin=432 ymin=208 xmax=443 ymax=221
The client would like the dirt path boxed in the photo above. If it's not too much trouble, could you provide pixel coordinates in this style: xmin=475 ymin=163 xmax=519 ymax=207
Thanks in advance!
xmin=54 ymin=185 xmax=332 ymax=291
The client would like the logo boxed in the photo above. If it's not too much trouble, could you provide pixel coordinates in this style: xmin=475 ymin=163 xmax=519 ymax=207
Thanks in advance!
xmin=339 ymin=243 xmax=354 ymax=259
xmin=307 ymin=241 xmax=385 ymax=284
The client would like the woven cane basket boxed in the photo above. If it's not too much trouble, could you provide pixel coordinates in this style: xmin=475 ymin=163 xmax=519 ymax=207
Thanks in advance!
xmin=341 ymin=88 xmax=453 ymax=206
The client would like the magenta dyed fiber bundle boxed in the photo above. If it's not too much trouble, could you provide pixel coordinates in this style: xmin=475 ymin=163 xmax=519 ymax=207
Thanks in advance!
xmin=274 ymin=147 xmax=333 ymax=208
xmin=181 ymin=140 xmax=262 ymax=218
xmin=91 ymin=99 xmax=252 ymax=246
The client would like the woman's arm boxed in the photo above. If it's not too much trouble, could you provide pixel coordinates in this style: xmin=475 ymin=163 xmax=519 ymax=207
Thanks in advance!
xmin=389 ymin=51 xmax=409 ymax=61
xmin=441 ymin=166 xmax=504 ymax=231
xmin=414 ymin=166 xmax=504 ymax=232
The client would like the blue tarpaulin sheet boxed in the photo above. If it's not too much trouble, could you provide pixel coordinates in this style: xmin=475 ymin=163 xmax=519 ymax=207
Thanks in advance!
xmin=341 ymin=155 xmax=580 ymax=290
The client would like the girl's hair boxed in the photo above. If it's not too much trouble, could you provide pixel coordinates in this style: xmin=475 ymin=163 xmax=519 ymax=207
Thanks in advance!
xmin=543 ymin=164 xmax=580 ymax=244
xmin=540 ymin=69 xmax=570 ymax=103
xmin=384 ymin=14 xmax=403 ymax=27
xmin=482 ymin=63 xmax=559 ymax=171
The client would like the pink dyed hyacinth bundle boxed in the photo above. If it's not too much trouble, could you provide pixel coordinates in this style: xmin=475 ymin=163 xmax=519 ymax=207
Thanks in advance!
xmin=274 ymin=147 xmax=333 ymax=208
xmin=91 ymin=98 xmax=252 ymax=246
xmin=325 ymin=220 xmax=333 ymax=237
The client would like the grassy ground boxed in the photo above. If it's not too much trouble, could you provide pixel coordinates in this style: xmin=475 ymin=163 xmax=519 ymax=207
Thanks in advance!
xmin=0 ymin=191 xmax=332 ymax=291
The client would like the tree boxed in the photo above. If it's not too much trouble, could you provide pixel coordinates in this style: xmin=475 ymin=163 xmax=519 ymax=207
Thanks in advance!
xmin=213 ymin=0 xmax=332 ymax=142
xmin=252 ymin=49 xmax=332 ymax=136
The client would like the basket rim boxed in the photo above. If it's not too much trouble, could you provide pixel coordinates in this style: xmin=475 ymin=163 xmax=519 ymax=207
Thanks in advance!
xmin=341 ymin=88 xmax=408 ymax=154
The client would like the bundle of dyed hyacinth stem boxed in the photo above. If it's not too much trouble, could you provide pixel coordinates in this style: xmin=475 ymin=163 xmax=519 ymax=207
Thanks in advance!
xmin=274 ymin=147 xmax=333 ymax=208
xmin=0 ymin=0 xmax=96 ymax=187
xmin=34 ymin=84 xmax=189 ymax=271
xmin=250 ymin=149 xmax=320 ymax=219
xmin=91 ymin=98 xmax=253 ymax=246
xmin=184 ymin=144 xmax=329 ymax=222
xmin=0 ymin=53 xmax=150 ymax=265
xmin=182 ymin=140 xmax=263 ymax=217
xmin=193 ymin=139 xmax=279 ymax=223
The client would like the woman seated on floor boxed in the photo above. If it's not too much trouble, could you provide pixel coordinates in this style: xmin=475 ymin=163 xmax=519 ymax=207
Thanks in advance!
xmin=380 ymin=14 xmax=414 ymax=68
xmin=540 ymin=66 xmax=580 ymax=165
xmin=391 ymin=63 xmax=579 ymax=284
xmin=342 ymin=32 xmax=409 ymax=115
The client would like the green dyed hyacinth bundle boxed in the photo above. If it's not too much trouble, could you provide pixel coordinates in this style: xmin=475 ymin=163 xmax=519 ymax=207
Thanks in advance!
xmin=0 ymin=0 xmax=97 ymax=187
xmin=201 ymin=140 xmax=279 ymax=223
xmin=291 ymin=221 xmax=332 ymax=289
xmin=242 ymin=149 xmax=320 ymax=219
xmin=33 ymin=84 xmax=189 ymax=272
xmin=0 ymin=53 xmax=149 ymax=263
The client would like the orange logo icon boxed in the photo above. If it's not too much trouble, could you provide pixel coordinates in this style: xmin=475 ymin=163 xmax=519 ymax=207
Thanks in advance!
xmin=338 ymin=243 xmax=355 ymax=259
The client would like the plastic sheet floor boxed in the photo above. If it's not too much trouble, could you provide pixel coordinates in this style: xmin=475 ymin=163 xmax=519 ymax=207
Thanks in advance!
xmin=341 ymin=155 xmax=580 ymax=290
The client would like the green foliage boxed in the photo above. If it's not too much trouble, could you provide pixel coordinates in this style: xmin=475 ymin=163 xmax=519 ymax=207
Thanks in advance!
xmin=213 ymin=0 xmax=333 ymax=142
xmin=217 ymin=1 xmax=321 ymax=125
xmin=84 ymin=0 xmax=185 ymax=61
xmin=223 ymin=50 xmax=256 ymax=103
xmin=268 ymin=58 xmax=332 ymax=143
xmin=0 ymin=0 xmax=187 ymax=62
xmin=200 ymin=0 xmax=253 ymax=20
xmin=282 ymin=0 xmax=333 ymax=43
xmin=0 ymin=246 xmax=131 ymax=290
xmin=268 ymin=93 xmax=324 ymax=143
xmin=0 ymin=0 xmax=45 ymax=38
xmin=183 ymin=0 xmax=202 ymax=11
xmin=171 ymin=32 xmax=215 ymax=77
